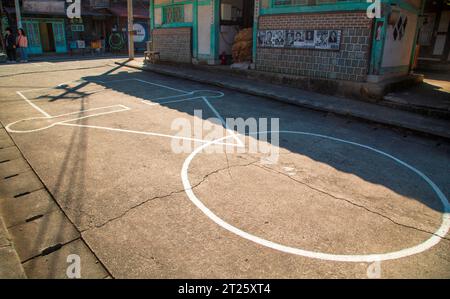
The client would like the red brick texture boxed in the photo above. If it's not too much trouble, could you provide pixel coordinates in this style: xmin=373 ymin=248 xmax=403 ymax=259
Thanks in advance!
xmin=256 ymin=12 xmax=373 ymax=82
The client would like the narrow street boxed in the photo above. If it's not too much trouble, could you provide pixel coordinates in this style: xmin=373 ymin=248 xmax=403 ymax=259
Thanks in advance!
xmin=0 ymin=58 xmax=449 ymax=278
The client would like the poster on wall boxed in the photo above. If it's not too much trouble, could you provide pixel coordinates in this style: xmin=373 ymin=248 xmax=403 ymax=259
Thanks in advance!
xmin=258 ymin=29 xmax=341 ymax=50
xmin=258 ymin=30 xmax=286 ymax=48
xmin=285 ymin=30 xmax=315 ymax=48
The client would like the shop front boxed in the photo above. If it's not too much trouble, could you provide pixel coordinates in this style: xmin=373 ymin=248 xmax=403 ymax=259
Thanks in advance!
xmin=22 ymin=18 xmax=67 ymax=54
xmin=20 ymin=0 xmax=68 ymax=54
xmin=150 ymin=0 xmax=255 ymax=64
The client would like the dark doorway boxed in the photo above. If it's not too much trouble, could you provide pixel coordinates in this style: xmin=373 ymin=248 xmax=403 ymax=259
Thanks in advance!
xmin=39 ymin=22 xmax=56 ymax=52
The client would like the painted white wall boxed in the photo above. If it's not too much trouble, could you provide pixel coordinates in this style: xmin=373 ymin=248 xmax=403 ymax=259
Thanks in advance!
xmin=381 ymin=9 xmax=418 ymax=70
xmin=198 ymin=3 xmax=213 ymax=55
xmin=155 ymin=8 xmax=162 ymax=26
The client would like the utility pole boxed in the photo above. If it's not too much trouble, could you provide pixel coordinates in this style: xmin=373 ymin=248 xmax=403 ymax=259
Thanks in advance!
xmin=127 ymin=0 xmax=134 ymax=60
xmin=14 ymin=0 xmax=22 ymax=29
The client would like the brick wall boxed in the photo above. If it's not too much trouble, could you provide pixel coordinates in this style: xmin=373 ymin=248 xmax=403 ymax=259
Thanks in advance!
xmin=152 ymin=27 xmax=192 ymax=64
xmin=257 ymin=12 xmax=373 ymax=82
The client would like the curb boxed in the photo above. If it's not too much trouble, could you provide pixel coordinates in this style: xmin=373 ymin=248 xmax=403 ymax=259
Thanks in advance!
xmin=116 ymin=61 xmax=450 ymax=140
xmin=0 ymin=216 xmax=27 ymax=278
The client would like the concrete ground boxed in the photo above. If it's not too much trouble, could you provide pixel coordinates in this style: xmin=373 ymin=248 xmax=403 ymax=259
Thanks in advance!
xmin=384 ymin=72 xmax=450 ymax=117
xmin=0 ymin=58 xmax=449 ymax=278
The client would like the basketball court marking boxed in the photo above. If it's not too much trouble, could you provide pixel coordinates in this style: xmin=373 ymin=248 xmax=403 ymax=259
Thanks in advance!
xmin=5 ymin=105 xmax=131 ymax=133
xmin=10 ymin=77 xmax=448 ymax=263
xmin=7 ymin=78 xmax=243 ymax=147
xmin=181 ymin=131 xmax=450 ymax=263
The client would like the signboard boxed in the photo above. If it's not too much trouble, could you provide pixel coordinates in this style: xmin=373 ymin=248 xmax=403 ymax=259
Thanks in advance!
xmin=23 ymin=0 xmax=65 ymax=14
xmin=71 ymin=24 xmax=84 ymax=32
xmin=133 ymin=23 xmax=146 ymax=43
xmin=258 ymin=29 xmax=341 ymax=50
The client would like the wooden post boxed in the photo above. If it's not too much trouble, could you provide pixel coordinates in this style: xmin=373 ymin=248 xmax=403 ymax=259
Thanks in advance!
xmin=127 ymin=0 xmax=134 ymax=60
xmin=14 ymin=0 xmax=22 ymax=29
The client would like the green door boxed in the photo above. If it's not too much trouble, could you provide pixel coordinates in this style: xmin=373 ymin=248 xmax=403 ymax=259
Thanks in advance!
xmin=23 ymin=20 xmax=42 ymax=54
xmin=52 ymin=21 xmax=67 ymax=53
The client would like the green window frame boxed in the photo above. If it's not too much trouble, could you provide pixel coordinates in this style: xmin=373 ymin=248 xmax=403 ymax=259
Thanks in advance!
xmin=271 ymin=0 xmax=365 ymax=7
xmin=162 ymin=4 xmax=185 ymax=24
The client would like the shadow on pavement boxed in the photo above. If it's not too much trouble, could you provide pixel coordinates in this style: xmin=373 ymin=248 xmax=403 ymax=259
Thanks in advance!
xmin=31 ymin=66 xmax=448 ymax=216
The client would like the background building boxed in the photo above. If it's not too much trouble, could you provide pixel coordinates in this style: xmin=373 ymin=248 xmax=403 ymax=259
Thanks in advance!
xmin=150 ymin=0 xmax=430 ymax=84
xmin=1 ymin=0 xmax=151 ymax=55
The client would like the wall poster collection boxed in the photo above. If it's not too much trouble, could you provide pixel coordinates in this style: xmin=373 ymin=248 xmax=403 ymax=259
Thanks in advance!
xmin=257 ymin=29 xmax=342 ymax=50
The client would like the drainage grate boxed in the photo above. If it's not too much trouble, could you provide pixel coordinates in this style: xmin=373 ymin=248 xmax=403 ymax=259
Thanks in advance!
xmin=41 ymin=243 xmax=63 ymax=256
xmin=14 ymin=192 xmax=30 ymax=198
xmin=26 ymin=214 xmax=44 ymax=222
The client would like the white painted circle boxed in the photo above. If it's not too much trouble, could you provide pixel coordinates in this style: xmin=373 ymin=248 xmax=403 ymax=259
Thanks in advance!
xmin=181 ymin=131 xmax=450 ymax=262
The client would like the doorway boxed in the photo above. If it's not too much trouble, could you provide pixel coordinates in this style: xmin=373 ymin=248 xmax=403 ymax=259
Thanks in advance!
xmin=39 ymin=22 xmax=56 ymax=52
xmin=219 ymin=0 xmax=255 ymax=64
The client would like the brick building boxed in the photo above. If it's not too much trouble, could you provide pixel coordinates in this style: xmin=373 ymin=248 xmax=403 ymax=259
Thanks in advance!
xmin=150 ymin=0 xmax=426 ymax=84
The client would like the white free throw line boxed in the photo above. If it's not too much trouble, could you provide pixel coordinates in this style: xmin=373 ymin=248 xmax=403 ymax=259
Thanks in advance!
xmin=16 ymin=91 xmax=51 ymax=118
xmin=58 ymin=123 xmax=240 ymax=146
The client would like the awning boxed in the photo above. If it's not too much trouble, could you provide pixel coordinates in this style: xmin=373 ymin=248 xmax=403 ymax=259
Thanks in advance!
xmin=3 ymin=6 xmax=112 ymax=17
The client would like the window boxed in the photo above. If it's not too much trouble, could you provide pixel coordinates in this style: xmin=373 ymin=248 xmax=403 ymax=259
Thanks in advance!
xmin=163 ymin=5 xmax=184 ymax=24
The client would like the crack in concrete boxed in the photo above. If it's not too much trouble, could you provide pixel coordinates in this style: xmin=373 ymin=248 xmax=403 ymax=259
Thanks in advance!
xmin=82 ymin=189 xmax=187 ymax=232
xmin=84 ymin=160 xmax=260 ymax=232
xmin=253 ymin=163 xmax=450 ymax=241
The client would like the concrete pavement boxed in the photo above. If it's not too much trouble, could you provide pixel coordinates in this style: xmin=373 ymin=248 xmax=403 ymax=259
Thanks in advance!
xmin=0 ymin=58 xmax=449 ymax=278
xmin=117 ymin=59 xmax=450 ymax=140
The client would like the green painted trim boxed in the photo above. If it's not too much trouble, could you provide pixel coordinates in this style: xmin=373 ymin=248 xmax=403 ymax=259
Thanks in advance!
xmin=261 ymin=2 xmax=369 ymax=15
xmin=369 ymin=15 xmax=388 ymax=75
xmin=390 ymin=0 xmax=420 ymax=15
xmin=252 ymin=1 xmax=260 ymax=62
xmin=150 ymin=0 xmax=155 ymax=31
xmin=23 ymin=17 xmax=68 ymax=54
xmin=158 ymin=22 xmax=193 ymax=28
xmin=154 ymin=0 xmax=194 ymax=8
xmin=193 ymin=0 xmax=198 ymax=59
xmin=262 ymin=0 xmax=420 ymax=16
xmin=212 ymin=0 xmax=220 ymax=61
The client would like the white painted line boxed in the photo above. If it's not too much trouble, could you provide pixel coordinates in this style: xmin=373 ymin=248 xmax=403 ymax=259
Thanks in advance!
xmin=181 ymin=131 xmax=450 ymax=263
xmin=16 ymin=91 xmax=51 ymax=118
xmin=6 ymin=105 xmax=130 ymax=133
xmin=142 ymin=96 xmax=204 ymax=107
xmin=151 ymin=92 xmax=194 ymax=102
xmin=202 ymin=96 xmax=244 ymax=147
xmin=58 ymin=123 xmax=239 ymax=146
xmin=133 ymin=78 xmax=189 ymax=93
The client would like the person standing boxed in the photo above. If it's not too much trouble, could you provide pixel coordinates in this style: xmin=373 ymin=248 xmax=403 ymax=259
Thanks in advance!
xmin=16 ymin=28 xmax=28 ymax=62
xmin=4 ymin=27 xmax=16 ymax=63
